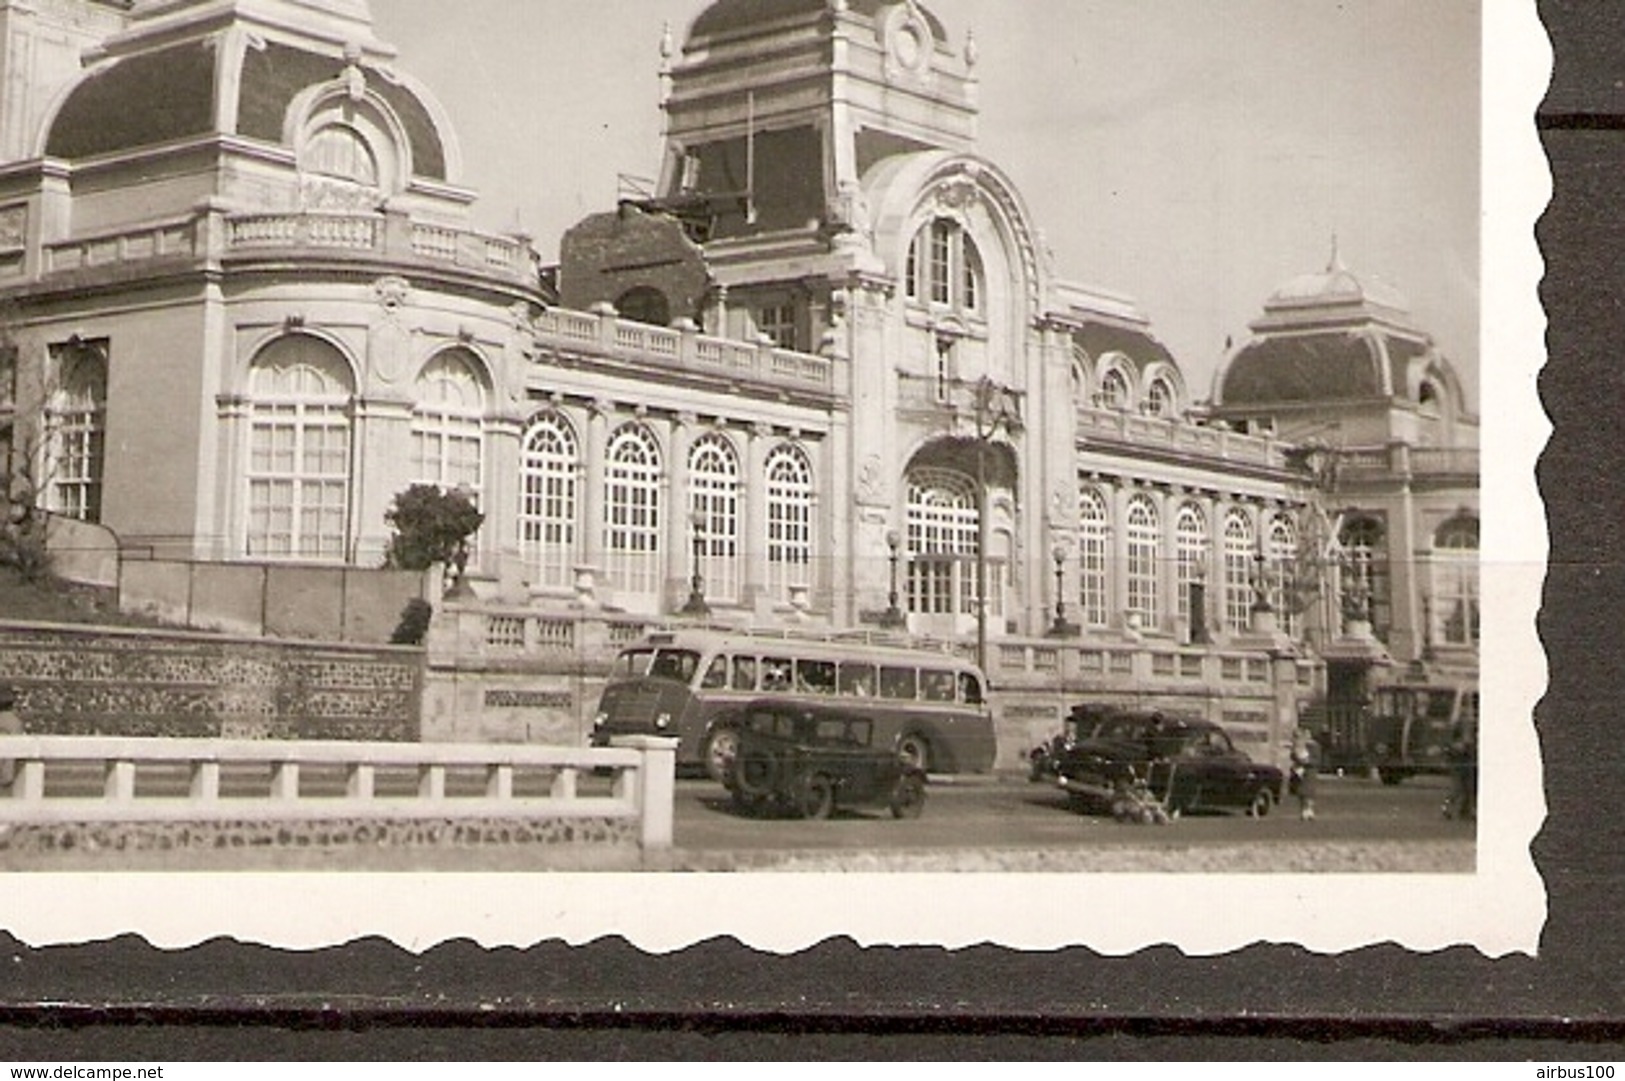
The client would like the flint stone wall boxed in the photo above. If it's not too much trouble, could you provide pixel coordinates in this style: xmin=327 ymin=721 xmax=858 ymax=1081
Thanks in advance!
xmin=0 ymin=621 xmax=422 ymax=740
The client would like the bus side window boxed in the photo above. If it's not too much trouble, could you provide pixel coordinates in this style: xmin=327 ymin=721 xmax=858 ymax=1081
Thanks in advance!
xmin=700 ymin=656 xmax=728 ymax=690
xmin=763 ymin=658 xmax=792 ymax=692
xmin=922 ymin=670 xmax=955 ymax=702
xmin=797 ymin=659 xmax=835 ymax=695
xmin=959 ymin=672 xmax=984 ymax=705
xmin=838 ymin=663 xmax=876 ymax=696
xmin=880 ymin=666 xmax=916 ymax=700
xmin=731 ymin=656 xmax=758 ymax=692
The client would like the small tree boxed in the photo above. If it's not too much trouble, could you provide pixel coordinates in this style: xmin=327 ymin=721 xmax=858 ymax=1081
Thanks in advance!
xmin=383 ymin=484 xmax=484 ymax=587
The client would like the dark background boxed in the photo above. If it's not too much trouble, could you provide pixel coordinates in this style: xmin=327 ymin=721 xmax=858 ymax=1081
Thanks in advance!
xmin=1 ymin=0 xmax=1621 ymax=1059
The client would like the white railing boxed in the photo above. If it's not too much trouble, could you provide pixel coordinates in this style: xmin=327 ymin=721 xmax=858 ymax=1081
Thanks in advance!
xmin=0 ymin=734 xmax=678 ymax=850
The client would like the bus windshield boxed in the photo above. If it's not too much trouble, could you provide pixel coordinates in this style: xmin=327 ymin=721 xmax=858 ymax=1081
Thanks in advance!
xmin=610 ymin=648 xmax=703 ymax=684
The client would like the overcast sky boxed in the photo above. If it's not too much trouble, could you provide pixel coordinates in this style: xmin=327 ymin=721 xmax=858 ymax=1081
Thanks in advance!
xmin=370 ymin=0 xmax=1482 ymax=404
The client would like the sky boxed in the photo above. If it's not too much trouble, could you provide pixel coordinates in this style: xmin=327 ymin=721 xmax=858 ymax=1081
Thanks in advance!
xmin=369 ymin=0 xmax=1482 ymax=404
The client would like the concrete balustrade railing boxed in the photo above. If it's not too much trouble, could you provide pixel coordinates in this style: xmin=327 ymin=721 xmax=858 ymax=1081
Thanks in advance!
xmin=0 ymin=734 xmax=679 ymax=850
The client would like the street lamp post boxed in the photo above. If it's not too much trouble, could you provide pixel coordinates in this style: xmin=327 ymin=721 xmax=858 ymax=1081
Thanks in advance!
xmin=1048 ymin=542 xmax=1078 ymax=638
xmin=970 ymin=377 xmax=1022 ymax=674
xmin=881 ymin=528 xmax=906 ymax=629
xmin=681 ymin=509 xmax=709 ymax=617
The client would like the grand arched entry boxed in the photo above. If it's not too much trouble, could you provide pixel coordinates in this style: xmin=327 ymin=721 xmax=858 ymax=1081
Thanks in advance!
xmin=899 ymin=438 xmax=1019 ymax=641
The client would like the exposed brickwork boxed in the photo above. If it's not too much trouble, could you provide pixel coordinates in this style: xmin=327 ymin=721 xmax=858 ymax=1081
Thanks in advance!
xmin=0 ymin=623 xmax=422 ymax=740
xmin=558 ymin=206 xmax=711 ymax=322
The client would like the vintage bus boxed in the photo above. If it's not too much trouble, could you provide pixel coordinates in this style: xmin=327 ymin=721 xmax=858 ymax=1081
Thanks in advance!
xmin=1310 ymin=677 xmax=1478 ymax=784
xmin=589 ymin=630 xmax=996 ymax=779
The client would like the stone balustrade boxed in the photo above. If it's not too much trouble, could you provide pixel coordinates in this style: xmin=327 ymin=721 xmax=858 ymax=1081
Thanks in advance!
xmin=534 ymin=306 xmax=837 ymax=395
xmin=0 ymin=733 xmax=678 ymax=856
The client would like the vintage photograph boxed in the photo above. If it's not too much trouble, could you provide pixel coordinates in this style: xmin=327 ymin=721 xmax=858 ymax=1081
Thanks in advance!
xmin=0 ymin=0 xmax=1544 ymax=955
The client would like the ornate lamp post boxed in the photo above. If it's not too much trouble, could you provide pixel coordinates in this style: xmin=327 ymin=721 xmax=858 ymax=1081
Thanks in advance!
xmin=880 ymin=528 xmax=907 ymax=629
xmin=1048 ymin=542 xmax=1078 ymax=638
xmin=681 ymin=509 xmax=710 ymax=617
xmin=970 ymin=377 xmax=1022 ymax=673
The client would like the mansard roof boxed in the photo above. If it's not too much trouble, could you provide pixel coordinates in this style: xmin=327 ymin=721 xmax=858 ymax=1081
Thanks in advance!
xmin=689 ymin=0 xmax=946 ymax=41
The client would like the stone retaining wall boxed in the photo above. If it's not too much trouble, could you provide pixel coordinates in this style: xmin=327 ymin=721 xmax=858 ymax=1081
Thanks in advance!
xmin=0 ymin=621 xmax=422 ymax=740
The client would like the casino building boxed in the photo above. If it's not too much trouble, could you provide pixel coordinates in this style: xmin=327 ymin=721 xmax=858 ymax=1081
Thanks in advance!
xmin=0 ymin=0 xmax=1476 ymax=756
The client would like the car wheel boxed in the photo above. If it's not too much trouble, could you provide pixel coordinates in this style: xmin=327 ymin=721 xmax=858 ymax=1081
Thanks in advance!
xmin=1247 ymin=785 xmax=1276 ymax=818
xmin=799 ymin=773 xmax=835 ymax=820
xmin=1378 ymin=768 xmax=1405 ymax=786
xmin=896 ymin=733 xmax=931 ymax=773
xmin=730 ymin=786 xmax=768 ymax=817
xmin=732 ymin=749 xmax=777 ymax=798
xmin=889 ymin=774 xmax=926 ymax=819
xmin=704 ymin=728 xmax=740 ymax=783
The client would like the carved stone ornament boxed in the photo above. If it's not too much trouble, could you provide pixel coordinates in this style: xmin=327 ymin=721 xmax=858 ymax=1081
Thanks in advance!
xmin=856 ymin=454 xmax=888 ymax=506
xmin=879 ymin=2 xmax=936 ymax=87
xmin=0 ymin=206 xmax=25 ymax=251
xmin=934 ymin=178 xmax=980 ymax=212
xmin=374 ymin=276 xmax=411 ymax=311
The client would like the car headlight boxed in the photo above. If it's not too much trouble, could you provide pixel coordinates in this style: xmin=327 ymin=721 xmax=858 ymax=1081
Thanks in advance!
xmin=592 ymin=711 xmax=608 ymax=729
xmin=655 ymin=712 xmax=671 ymax=730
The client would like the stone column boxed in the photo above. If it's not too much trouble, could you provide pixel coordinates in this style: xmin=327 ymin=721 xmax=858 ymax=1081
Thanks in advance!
xmin=579 ymin=398 xmax=611 ymax=592
xmin=743 ymin=421 xmax=772 ymax=619
xmin=665 ymin=411 xmax=695 ymax=612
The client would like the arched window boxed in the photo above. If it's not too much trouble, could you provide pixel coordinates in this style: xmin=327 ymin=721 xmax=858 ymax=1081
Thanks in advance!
xmin=1078 ymin=487 xmax=1111 ymax=628
xmin=518 ymin=412 xmax=579 ymax=590
xmin=1340 ymin=515 xmax=1391 ymax=639
xmin=604 ymin=423 xmax=662 ymax=601
xmin=765 ymin=444 xmax=814 ymax=603
xmin=689 ymin=433 xmax=741 ymax=604
xmin=1174 ymin=502 xmax=1208 ymax=623
xmin=412 ymin=351 xmax=485 ymax=498
xmin=1223 ymin=510 xmax=1256 ymax=633
xmin=1268 ymin=514 xmax=1298 ymax=635
xmin=1434 ymin=516 xmax=1479 ymax=647
xmin=905 ymin=218 xmax=983 ymax=314
xmin=1100 ymin=368 xmax=1130 ymax=411
xmin=906 ymin=468 xmax=981 ymax=616
xmin=46 ymin=342 xmax=107 ymax=522
xmin=305 ymin=124 xmax=378 ymax=186
xmin=1125 ymin=495 xmax=1160 ymax=624
xmin=1145 ymin=377 xmax=1175 ymax=418
xmin=246 ymin=335 xmax=354 ymax=560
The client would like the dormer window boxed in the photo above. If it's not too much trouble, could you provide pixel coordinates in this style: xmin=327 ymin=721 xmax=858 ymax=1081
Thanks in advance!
xmin=906 ymin=219 xmax=983 ymax=314
xmin=1100 ymin=368 xmax=1129 ymax=411
xmin=305 ymin=124 xmax=379 ymax=187
xmin=1145 ymin=377 xmax=1175 ymax=417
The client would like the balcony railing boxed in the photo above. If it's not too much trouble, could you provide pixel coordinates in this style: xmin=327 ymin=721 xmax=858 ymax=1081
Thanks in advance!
xmin=1074 ymin=405 xmax=1290 ymax=469
xmin=533 ymin=308 xmax=836 ymax=395
xmin=1338 ymin=445 xmax=1480 ymax=480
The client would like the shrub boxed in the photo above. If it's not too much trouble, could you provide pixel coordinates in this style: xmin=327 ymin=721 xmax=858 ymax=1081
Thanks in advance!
xmin=382 ymin=485 xmax=484 ymax=584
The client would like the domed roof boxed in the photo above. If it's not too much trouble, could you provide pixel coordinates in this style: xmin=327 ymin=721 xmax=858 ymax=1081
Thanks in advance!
xmin=1219 ymin=331 xmax=1431 ymax=406
xmin=44 ymin=37 xmax=446 ymax=180
xmin=1263 ymin=243 xmax=1412 ymax=316
xmin=690 ymin=0 xmax=946 ymax=41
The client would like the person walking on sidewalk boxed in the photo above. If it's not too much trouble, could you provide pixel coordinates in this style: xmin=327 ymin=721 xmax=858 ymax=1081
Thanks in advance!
xmin=1290 ymin=725 xmax=1320 ymax=821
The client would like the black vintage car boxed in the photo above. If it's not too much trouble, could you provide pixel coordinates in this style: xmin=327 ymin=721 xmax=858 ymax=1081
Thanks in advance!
xmin=721 ymin=700 xmax=927 ymax=820
xmin=1050 ymin=707 xmax=1284 ymax=818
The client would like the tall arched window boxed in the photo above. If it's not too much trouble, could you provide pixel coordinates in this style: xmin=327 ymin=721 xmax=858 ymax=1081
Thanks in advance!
xmin=246 ymin=335 xmax=354 ymax=560
xmin=1125 ymin=496 xmax=1160 ymax=624
xmin=1099 ymin=368 xmax=1130 ymax=411
xmin=905 ymin=218 xmax=983 ymax=314
xmin=412 ymin=351 xmax=485 ymax=498
xmin=46 ymin=342 xmax=107 ymax=522
xmin=765 ymin=444 xmax=814 ymax=603
xmin=1174 ymin=502 xmax=1208 ymax=622
xmin=518 ymin=412 xmax=579 ymax=590
xmin=1223 ymin=510 xmax=1256 ymax=632
xmin=1434 ymin=516 xmax=1480 ymax=647
xmin=906 ymin=468 xmax=980 ymax=616
xmin=1340 ymin=515 xmax=1391 ymax=639
xmin=604 ymin=423 xmax=662 ymax=601
xmin=1078 ymin=487 xmax=1111 ymax=628
xmin=689 ymin=433 xmax=741 ymax=604
xmin=1268 ymin=514 xmax=1298 ymax=634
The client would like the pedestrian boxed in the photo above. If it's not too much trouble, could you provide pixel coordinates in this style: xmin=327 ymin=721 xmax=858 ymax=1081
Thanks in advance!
xmin=1290 ymin=725 xmax=1319 ymax=820
xmin=0 ymin=684 xmax=20 ymax=790
xmin=1445 ymin=722 xmax=1477 ymax=821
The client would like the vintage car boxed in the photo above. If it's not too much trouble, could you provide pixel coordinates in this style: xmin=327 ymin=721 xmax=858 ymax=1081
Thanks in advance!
xmin=1051 ymin=707 xmax=1284 ymax=818
xmin=720 ymin=700 xmax=927 ymax=820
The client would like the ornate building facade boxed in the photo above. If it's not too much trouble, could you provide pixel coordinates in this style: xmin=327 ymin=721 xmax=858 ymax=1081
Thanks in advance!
xmin=0 ymin=0 xmax=1476 ymax=761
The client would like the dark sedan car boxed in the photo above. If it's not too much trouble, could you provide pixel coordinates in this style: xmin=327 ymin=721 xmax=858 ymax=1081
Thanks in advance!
xmin=1051 ymin=708 xmax=1284 ymax=818
xmin=721 ymin=700 xmax=927 ymax=820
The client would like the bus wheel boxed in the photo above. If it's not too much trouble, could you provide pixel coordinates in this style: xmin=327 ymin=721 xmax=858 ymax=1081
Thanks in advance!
xmin=1248 ymin=786 xmax=1275 ymax=818
xmin=896 ymin=733 xmax=931 ymax=773
xmin=889 ymin=774 xmax=926 ymax=819
xmin=704 ymin=728 xmax=740 ymax=783
xmin=799 ymin=774 xmax=835 ymax=820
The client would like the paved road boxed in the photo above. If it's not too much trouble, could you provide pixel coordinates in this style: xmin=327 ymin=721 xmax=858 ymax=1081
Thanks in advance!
xmin=672 ymin=771 xmax=1470 ymax=855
